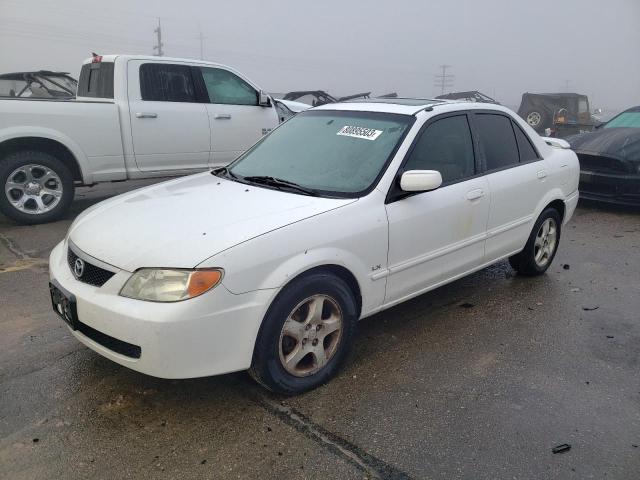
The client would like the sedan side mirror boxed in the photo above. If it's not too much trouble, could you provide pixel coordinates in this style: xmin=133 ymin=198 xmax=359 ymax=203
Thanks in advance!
xmin=259 ymin=90 xmax=272 ymax=107
xmin=400 ymin=170 xmax=443 ymax=192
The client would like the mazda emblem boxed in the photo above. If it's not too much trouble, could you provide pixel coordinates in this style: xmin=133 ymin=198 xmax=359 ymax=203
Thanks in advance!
xmin=73 ymin=258 xmax=85 ymax=278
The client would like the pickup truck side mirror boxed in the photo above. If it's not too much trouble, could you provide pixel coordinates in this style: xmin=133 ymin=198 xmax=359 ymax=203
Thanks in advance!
xmin=258 ymin=90 xmax=272 ymax=107
xmin=400 ymin=170 xmax=443 ymax=192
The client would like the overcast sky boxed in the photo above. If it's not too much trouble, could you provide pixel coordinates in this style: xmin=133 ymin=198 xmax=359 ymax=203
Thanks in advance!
xmin=1 ymin=0 xmax=638 ymax=111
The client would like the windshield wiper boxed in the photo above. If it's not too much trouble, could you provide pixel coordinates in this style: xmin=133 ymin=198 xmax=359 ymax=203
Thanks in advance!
xmin=211 ymin=166 xmax=238 ymax=179
xmin=241 ymin=176 xmax=319 ymax=196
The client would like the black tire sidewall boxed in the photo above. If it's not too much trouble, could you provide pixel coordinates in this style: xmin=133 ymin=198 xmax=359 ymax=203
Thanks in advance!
xmin=0 ymin=150 xmax=75 ymax=224
xmin=515 ymin=208 xmax=562 ymax=275
xmin=251 ymin=273 xmax=358 ymax=395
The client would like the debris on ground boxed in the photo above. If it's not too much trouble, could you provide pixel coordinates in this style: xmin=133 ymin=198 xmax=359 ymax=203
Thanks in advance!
xmin=552 ymin=444 xmax=571 ymax=454
xmin=563 ymin=264 xmax=571 ymax=270
xmin=582 ymin=306 xmax=600 ymax=311
xmin=460 ymin=303 xmax=474 ymax=309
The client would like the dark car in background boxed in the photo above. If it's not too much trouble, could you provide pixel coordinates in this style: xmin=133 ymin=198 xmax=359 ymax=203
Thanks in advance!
xmin=0 ymin=71 xmax=77 ymax=99
xmin=518 ymin=92 xmax=599 ymax=137
xmin=568 ymin=106 xmax=640 ymax=206
xmin=435 ymin=90 xmax=498 ymax=104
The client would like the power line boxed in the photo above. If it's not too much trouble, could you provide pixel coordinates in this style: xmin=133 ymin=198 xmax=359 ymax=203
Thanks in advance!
xmin=153 ymin=18 xmax=164 ymax=56
xmin=434 ymin=64 xmax=454 ymax=96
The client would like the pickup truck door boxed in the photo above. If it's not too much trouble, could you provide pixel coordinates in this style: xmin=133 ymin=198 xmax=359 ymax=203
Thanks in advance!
xmin=195 ymin=66 xmax=279 ymax=167
xmin=127 ymin=60 xmax=210 ymax=172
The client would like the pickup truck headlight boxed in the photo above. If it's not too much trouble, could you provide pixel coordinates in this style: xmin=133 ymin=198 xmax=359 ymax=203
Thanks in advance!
xmin=120 ymin=268 xmax=223 ymax=302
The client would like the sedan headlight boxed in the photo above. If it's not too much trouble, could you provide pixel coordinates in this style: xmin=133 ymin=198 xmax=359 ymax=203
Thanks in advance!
xmin=120 ymin=268 xmax=223 ymax=302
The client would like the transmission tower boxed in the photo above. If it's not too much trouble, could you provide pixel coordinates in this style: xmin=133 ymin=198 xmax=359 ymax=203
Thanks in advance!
xmin=434 ymin=64 xmax=454 ymax=95
xmin=153 ymin=18 xmax=164 ymax=56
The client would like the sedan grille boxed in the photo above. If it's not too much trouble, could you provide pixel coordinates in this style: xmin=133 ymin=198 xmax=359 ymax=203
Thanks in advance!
xmin=67 ymin=248 xmax=116 ymax=287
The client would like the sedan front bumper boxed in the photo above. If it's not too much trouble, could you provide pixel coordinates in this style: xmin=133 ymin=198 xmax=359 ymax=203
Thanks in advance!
xmin=579 ymin=170 xmax=640 ymax=206
xmin=49 ymin=241 xmax=275 ymax=379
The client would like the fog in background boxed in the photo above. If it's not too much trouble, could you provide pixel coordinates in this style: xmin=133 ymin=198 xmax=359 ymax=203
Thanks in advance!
xmin=1 ymin=0 xmax=638 ymax=112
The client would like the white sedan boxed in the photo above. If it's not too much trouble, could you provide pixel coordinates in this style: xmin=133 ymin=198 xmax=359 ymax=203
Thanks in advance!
xmin=49 ymin=99 xmax=580 ymax=394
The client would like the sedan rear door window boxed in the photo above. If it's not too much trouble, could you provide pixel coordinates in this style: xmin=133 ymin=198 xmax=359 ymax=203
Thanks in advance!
xmin=474 ymin=113 xmax=519 ymax=171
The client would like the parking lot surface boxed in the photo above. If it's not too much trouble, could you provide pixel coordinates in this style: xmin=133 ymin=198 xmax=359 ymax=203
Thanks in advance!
xmin=1 ymin=181 xmax=639 ymax=479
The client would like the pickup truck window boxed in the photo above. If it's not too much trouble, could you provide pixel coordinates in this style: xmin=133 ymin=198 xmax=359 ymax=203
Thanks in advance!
xmin=78 ymin=62 xmax=114 ymax=99
xmin=199 ymin=67 xmax=258 ymax=106
xmin=140 ymin=64 xmax=196 ymax=103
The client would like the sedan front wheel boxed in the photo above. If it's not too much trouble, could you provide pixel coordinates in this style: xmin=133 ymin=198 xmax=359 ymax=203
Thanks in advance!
xmin=250 ymin=272 xmax=357 ymax=395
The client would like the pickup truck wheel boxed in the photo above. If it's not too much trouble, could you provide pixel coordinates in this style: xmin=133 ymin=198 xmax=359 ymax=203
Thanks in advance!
xmin=0 ymin=150 xmax=75 ymax=224
xmin=249 ymin=272 xmax=357 ymax=395
xmin=509 ymin=208 xmax=561 ymax=276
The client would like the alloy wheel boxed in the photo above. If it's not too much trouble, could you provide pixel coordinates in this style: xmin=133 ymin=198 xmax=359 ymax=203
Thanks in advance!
xmin=534 ymin=217 xmax=557 ymax=267
xmin=278 ymin=294 xmax=343 ymax=377
xmin=4 ymin=164 xmax=63 ymax=214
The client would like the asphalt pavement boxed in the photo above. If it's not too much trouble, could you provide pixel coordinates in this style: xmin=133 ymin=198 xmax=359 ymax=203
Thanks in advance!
xmin=1 ymin=181 xmax=639 ymax=479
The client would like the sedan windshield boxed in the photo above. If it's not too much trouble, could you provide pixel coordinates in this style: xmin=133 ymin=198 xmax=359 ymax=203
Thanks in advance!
xmin=227 ymin=110 xmax=413 ymax=197
xmin=604 ymin=111 xmax=640 ymax=129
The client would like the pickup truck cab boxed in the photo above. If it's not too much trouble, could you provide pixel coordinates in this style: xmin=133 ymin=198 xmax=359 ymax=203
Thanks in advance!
xmin=0 ymin=54 xmax=280 ymax=224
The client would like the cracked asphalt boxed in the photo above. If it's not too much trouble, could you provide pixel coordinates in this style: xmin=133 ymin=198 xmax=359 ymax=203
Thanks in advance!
xmin=1 ymin=181 xmax=639 ymax=479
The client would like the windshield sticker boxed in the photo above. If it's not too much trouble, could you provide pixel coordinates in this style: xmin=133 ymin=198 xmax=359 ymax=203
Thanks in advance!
xmin=337 ymin=125 xmax=383 ymax=141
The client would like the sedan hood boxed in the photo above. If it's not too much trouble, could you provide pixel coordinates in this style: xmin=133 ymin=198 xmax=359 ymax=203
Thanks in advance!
xmin=69 ymin=173 xmax=355 ymax=271
xmin=568 ymin=127 xmax=640 ymax=163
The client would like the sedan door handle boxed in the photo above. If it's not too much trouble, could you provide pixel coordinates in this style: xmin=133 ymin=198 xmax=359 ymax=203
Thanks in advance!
xmin=466 ymin=188 xmax=485 ymax=201
xmin=214 ymin=114 xmax=232 ymax=120
xmin=537 ymin=170 xmax=548 ymax=179
xmin=135 ymin=112 xmax=157 ymax=118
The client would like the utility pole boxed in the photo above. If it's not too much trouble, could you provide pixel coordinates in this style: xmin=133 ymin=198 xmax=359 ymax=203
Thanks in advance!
xmin=434 ymin=64 xmax=454 ymax=95
xmin=153 ymin=18 xmax=164 ymax=56
xmin=196 ymin=28 xmax=206 ymax=60
xmin=562 ymin=79 xmax=571 ymax=92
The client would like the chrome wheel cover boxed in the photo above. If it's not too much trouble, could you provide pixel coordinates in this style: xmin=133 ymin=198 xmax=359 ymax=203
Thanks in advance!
xmin=279 ymin=294 xmax=343 ymax=377
xmin=4 ymin=164 xmax=63 ymax=215
xmin=534 ymin=218 xmax=557 ymax=267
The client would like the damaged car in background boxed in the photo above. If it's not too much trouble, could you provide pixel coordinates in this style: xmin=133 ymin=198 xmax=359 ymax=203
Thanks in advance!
xmin=0 ymin=71 xmax=77 ymax=99
xmin=435 ymin=91 xmax=498 ymax=104
xmin=517 ymin=92 xmax=601 ymax=138
xmin=568 ymin=106 xmax=640 ymax=206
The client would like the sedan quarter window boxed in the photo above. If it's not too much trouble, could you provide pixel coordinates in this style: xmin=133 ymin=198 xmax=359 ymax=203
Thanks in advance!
xmin=474 ymin=113 xmax=520 ymax=171
xmin=512 ymin=122 xmax=540 ymax=163
xmin=404 ymin=115 xmax=475 ymax=184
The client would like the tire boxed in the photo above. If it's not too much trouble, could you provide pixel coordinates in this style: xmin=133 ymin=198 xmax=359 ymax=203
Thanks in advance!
xmin=524 ymin=109 xmax=549 ymax=132
xmin=249 ymin=272 xmax=358 ymax=395
xmin=0 ymin=150 xmax=75 ymax=225
xmin=509 ymin=208 xmax=562 ymax=276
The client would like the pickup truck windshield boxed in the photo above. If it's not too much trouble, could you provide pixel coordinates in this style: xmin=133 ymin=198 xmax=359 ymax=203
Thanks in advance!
xmin=228 ymin=110 xmax=413 ymax=197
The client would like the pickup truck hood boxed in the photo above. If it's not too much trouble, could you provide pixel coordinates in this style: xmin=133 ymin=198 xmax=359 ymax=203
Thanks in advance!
xmin=69 ymin=172 xmax=355 ymax=271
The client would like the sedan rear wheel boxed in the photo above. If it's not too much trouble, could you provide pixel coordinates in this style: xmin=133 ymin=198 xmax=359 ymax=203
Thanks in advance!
xmin=509 ymin=208 xmax=562 ymax=276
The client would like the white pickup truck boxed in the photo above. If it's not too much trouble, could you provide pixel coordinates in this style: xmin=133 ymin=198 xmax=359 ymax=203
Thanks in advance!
xmin=0 ymin=54 xmax=284 ymax=224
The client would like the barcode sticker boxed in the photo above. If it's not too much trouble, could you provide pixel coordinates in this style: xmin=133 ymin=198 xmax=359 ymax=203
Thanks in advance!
xmin=337 ymin=125 xmax=383 ymax=140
